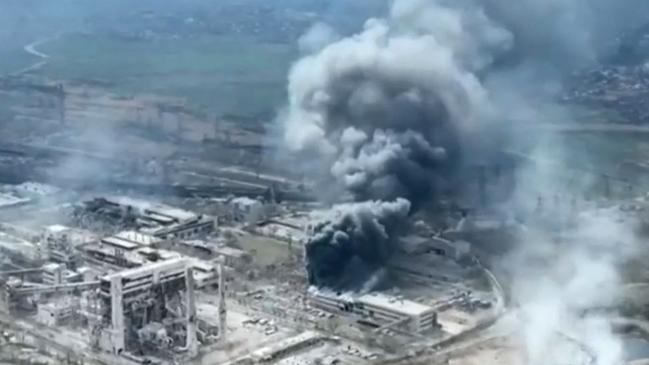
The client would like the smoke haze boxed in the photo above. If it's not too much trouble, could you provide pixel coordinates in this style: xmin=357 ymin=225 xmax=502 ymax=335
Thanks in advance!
xmin=507 ymin=206 xmax=642 ymax=365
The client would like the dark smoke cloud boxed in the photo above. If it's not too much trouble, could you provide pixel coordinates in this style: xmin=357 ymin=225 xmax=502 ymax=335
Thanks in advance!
xmin=284 ymin=1 xmax=512 ymax=203
xmin=289 ymin=0 xmax=513 ymax=289
xmin=284 ymin=0 xmax=649 ymax=290
xmin=331 ymin=129 xmax=449 ymax=204
xmin=305 ymin=198 xmax=410 ymax=290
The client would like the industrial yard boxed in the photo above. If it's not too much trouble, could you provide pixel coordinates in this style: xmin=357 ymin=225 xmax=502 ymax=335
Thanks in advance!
xmin=0 ymin=187 xmax=504 ymax=364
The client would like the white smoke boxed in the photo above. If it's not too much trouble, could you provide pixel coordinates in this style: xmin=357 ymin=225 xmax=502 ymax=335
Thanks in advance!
xmin=298 ymin=22 xmax=340 ymax=54
xmin=508 ymin=205 xmax=641 ymax=364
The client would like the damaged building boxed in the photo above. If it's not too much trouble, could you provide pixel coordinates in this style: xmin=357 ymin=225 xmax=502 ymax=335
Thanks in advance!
xmin=307 ymin=288 xmax=438 ymax=335
xmin=95 ymin=258 xmax=198 ymax=358
xmin=73 ymin=196 xmax=216 ymax=239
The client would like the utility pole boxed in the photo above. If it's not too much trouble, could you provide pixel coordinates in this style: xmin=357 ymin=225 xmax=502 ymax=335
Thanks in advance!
xmin=185 ymin=266 xmax=198 ymax=357
xmin=57 ymin=83 xmax=66 ymax=124
xmin=217 ymin=260 xmax=227 ymax=344
xmin=602 ymin=174 xmax=611 ymax=199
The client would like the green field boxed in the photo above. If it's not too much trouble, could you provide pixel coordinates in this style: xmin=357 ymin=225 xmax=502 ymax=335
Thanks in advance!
xmin=6 ymin=33 xmax=649 ymax=184
xmin=35 ymin=33 xmax=298 ymax=117
xmin=237 ymin=234 xmax=291 ymax=267
xmin=534 ymin=133 xmax=649 ymax=171
xmin=0 ymin=46 xmax=39 ymax=75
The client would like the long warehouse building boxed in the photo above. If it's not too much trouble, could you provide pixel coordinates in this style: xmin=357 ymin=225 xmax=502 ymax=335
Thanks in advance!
xmin=307 ymin=288 xmax=437 ymax=335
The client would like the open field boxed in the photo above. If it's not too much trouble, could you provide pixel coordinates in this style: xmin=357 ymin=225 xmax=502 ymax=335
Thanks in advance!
xmin=0 ymin=47 xmax=38 ymax=75
xmin=532 ymin=132 xmax=649 ymax=173
xmin=238 ymin=234 xmax=292 ymax=266
xmin=33 ymin=33 xmax=297 ymax=118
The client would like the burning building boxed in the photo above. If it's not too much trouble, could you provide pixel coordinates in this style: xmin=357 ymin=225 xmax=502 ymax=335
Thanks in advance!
xmin=305 ymin=199 xmax=410 ymax=290
xmin=282 ymin=0 xmax=518 ymax=292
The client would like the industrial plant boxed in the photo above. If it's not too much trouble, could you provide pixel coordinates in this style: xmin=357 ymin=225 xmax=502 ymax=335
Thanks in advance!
xmin=0 ymin=182 xmax=508 ymax=364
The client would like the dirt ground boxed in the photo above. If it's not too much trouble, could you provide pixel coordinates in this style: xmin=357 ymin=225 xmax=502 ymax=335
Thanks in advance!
xmin=236 ymin=233 xmax=293 ymax=267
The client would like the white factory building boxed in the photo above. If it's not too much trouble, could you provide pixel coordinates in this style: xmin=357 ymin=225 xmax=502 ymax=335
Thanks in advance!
xmin=251 ymin=331 xmax=324 ymax=363
xmin=307 ymin=288 xmax=437 ymax=335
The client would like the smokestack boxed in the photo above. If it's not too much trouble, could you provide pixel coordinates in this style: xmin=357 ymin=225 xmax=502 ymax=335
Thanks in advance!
xmin=536 ymin=196 xmax=544 ymax=214
xmin=602 ymin=174 xmax=611 ymax=199
xmin=217 ymin=259 xmax=226 ymax=343
xmin=57 ymin=83 xmax=65 ymax=125
xmin=185 ymin=265 xmax=198 ymax=357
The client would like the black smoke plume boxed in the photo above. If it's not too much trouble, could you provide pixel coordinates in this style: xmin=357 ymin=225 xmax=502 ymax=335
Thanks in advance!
xmin=287 ymin=0 xmax=512 ymax=289
xmin=285 ymin=0 xmax=649 ymax=290
xmin=305 ymin=199 xmax=410 ymax=290
xmin=284 ymin=2 xmax=512 ymax=203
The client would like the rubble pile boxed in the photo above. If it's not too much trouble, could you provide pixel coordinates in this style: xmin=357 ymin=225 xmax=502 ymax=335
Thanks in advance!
xmin=70 ymin=198 xmax=137 ymax=233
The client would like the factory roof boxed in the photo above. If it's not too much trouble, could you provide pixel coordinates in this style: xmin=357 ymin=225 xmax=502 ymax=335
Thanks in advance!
xmin=84 ymin=243 xmax=146 ymax=265
xmin=182 ymin=239 xmax=211 ymax=249
xmin=231 ymin=196 xmax=261 ymax=207
xmin=357 ymin=292 xmax=435 ymax=317
xmin=212 ymin=245 xmax=250 ymax=258
xmin=103 ymin=196 xmax=197 ymax=222
xmin=136 ymin=247 xmax=182 ymax=260
xmin=42 ymin=262 xmax=63 ymax=272
xmin=145 ymin=212 xmax=176 ymax=224
xmin=251 ymin=331 xmax=322 ymax=361
xmin=101 ymin=236 xmax=138 ymax=250
xmin=102 ymin=258 xmax=187 ymax=280
xmin=188 ymin=258 xmax=215 ymax=273
xmin=83 ymin=241 xmax=180 ymax=268
xmin=149 ymin=206 xmax=197 ymax=222
xmin=100 ymin=231 xmax=160 ymax=250
xmin=310 ymin=288 xmax=435 ymax=317
xmin=45 ymin=224 xmax=70 ymax=233
xmin=114 ymin=231 xmax=160 ymax=246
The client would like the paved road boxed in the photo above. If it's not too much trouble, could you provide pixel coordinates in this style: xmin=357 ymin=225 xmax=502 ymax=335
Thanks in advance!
xmin=12 ymin=35 xmax=58 ymax=76
xmin=533 ymin=123 xmax=649 ymax=134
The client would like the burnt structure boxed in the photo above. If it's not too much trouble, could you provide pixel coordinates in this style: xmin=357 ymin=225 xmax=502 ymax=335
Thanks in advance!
xmin=94 ymin=258 xmax=198 ymax=358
